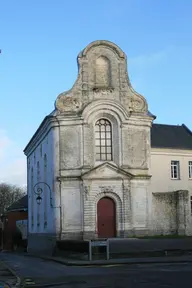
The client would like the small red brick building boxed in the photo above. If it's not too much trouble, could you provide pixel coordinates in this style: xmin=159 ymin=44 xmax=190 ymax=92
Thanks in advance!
xmin=2 ymin=195 xmax=28 ymax=250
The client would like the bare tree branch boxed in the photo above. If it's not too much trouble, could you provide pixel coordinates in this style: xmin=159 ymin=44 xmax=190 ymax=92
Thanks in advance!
xmin=0 ymin=183 xmax=26 ymax=215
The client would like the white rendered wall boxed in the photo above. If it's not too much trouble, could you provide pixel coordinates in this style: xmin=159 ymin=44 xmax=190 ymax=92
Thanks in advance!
xmin=150 ymin=148 xmax=192 ymax=193
xmin=27 ymin=125 xmax=60 ymax=235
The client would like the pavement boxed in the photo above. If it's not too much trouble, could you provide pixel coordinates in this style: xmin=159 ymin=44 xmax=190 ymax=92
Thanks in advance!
xmin=2 ymin=252 xmax=192 ymax=287
xmin=0 ymin=259 xmax=19 ymax=287
xmin=23 ymin=237 xmax=192 ymax=266
xmin=106 ymin=237 xmax=192 ymax=254
xmin=26 ymin=252 xmax=192 ymax=266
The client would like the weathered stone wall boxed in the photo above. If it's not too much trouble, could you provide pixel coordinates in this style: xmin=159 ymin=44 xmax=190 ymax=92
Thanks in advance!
xmin=152 ymin=190 xmax=191 ymax=235
xmin=122 ymin=125 xmax=150 ymax=170
xmin=60 ymin=180 xmax=82 ymax=239
xmin=83 ymin=123 xmax=94 ymax=167
xmin=60 ymin=125 xmax=82 ymax=169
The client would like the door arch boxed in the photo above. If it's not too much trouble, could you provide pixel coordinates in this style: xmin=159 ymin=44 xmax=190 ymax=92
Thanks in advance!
xmin=97 ymin=197 xmax=116 ymax=238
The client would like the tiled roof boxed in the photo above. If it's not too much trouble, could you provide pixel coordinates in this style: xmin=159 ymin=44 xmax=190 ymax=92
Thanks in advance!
xmin=151 ymin=123 xmax=192 ymax=149
xmin=7 ymin=195 xmax=28 ymax=212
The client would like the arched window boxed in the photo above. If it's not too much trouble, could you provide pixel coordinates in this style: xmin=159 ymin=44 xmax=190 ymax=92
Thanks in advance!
xmin=34 ymin=151 xmax=36 ymax=164
xmin=37 ymin=161 xmax=40 ymax=182
xmin=95 ymin=119 xmax=112 ymax=161
xmin=40 ymin=144 xmax=42 ymax=157
xmin=44 ymin=154 xmax=47 ymax=170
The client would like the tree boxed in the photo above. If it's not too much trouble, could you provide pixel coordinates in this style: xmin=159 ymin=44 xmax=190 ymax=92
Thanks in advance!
xmin=0 ymin=183 xmax=26 ymax=215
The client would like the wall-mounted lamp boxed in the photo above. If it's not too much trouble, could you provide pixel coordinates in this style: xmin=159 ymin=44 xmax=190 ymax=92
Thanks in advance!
xmin=33 ymin=182 xmax=60 ymax=208
xmin=33 ymin=183 xmax=43 ymax=205
xmin=36 ymin=195 xmax=42 ymax=205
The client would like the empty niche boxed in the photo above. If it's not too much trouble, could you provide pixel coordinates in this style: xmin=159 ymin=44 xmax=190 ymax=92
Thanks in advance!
xmin=95 ymin=56 xmax=111 ymax=88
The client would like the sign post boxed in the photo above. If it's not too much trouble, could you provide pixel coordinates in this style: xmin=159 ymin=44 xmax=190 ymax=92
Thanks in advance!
xmin=89 ymin=239 xmax=109 ymax=261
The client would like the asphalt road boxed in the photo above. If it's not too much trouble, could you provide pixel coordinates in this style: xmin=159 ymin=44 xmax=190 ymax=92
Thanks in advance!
xmin=1 ymin=253 xmax=192 ymax=287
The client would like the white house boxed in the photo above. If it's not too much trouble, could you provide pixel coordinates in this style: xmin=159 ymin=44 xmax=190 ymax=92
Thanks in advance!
xmin=24 ymin=40 xmax=192 ymax=255
xmin=151 ymin=123 xmax=192 ymax=194
xmin=150 ymin=123 xmax=192 ymax=235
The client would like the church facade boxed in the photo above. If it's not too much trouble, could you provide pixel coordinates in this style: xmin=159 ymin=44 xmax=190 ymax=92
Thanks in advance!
xmin=24 ymin=40 xmax=192 ymax=254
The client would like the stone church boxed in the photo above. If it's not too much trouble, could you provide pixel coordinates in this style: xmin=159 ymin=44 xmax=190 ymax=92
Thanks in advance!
xmin=24 ymin=40 xmax=192 ymax=254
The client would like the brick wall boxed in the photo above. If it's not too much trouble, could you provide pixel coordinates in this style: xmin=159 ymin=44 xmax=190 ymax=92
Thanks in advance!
xmin=3 ymin=211 xmax=28 ymax=250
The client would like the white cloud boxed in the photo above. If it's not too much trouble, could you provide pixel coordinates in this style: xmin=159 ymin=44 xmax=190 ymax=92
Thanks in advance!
xmin=0 ymin=129 xmax=26 ymax=186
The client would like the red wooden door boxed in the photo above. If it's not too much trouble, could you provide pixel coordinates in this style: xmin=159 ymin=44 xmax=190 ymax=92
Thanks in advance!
xmin=97 ymin=197 xmax=116 ymax=238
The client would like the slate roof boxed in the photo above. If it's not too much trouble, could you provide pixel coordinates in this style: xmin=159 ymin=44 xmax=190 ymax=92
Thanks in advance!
xmin=151 ymin=124 xmax=192 ymax=149
xmin=6 ymin=195 xmax=28 ymax=212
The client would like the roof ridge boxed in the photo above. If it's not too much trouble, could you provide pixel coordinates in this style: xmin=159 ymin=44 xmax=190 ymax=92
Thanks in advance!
xmin=151 ymin=123 xmax=192 ymax=149
xmin=6 ymin=194 xmax=27 ymax=212
xmin=153 ymin=123 xmax=182 ymax=127
xmin=182 ymin=124 xmax=192 ymax=136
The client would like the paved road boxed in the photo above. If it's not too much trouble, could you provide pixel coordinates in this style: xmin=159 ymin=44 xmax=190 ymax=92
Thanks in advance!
xmin=1 ymin=253 xmax=192 ymax=287
xmin=0 ymin=260 xmax=17 ymax=287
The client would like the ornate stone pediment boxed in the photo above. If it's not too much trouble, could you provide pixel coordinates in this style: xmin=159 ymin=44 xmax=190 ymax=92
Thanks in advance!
xmin=55 ymin=40 xmax=149 ymax=115
xmin=81 ymin=162 xmax=134 ymax=180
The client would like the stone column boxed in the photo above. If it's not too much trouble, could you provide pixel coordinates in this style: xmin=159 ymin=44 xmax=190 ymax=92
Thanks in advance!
xmin=122 ymin=179 xmax=133 ymax=237
xmin=82 ymin=182 xmax=96 ymax=240
xmin=83 ymin=124 xmax=94 ymax=168
xmin=131 ymin=178 xmax=150 ymax=237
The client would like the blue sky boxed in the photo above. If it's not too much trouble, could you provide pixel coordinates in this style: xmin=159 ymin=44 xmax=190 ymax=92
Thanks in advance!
xmin=0 ymin=0 xmax=192 ymax=185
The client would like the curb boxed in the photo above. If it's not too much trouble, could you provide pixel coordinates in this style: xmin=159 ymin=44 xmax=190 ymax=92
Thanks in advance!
xmin=25 ymin=253 xmax=192 ymax=266
xmin=17 ymin=280 xmax=87 ymax=288
xmin=0 ymin=260 xmax=21 ymax=287
xmin=40 ymin=257 xmax=192 ymax=267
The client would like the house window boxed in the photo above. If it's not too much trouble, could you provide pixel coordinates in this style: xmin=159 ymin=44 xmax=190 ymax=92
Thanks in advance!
xmin=171 ymin=161 xmax=180 ymax=179
xmin=95 ymin=118 xmax=112 ymax=161
xmin=189 ymin=161 xmax=192 ymax=179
